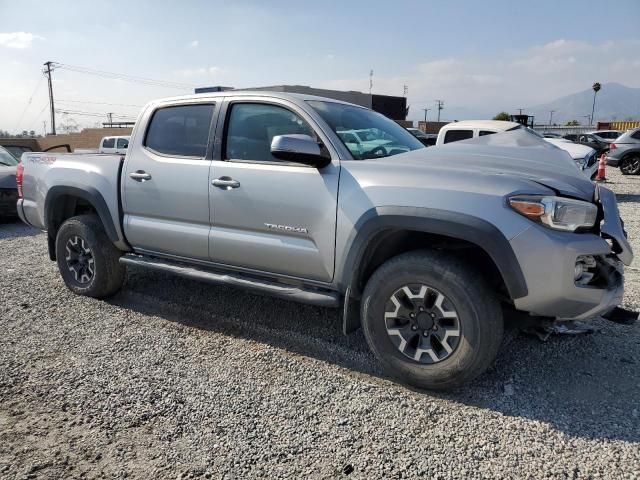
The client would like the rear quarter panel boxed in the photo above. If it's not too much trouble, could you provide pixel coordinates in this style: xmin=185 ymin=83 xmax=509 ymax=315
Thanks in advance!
xmin=20 ymin=152 xmax=127 ymax=248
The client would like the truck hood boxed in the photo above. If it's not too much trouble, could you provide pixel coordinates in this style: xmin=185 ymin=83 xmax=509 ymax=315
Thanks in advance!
xmin=382 ymin=129 xmax=595 ymax=201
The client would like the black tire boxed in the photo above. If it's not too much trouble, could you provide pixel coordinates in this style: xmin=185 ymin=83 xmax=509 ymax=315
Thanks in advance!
xmin=55 ymin=214 xmax=125 ymax=298
xmin=361 ymin=250 xmax=503 ymax=390
xmin=620 ymin=155 xmax=640 ymax=175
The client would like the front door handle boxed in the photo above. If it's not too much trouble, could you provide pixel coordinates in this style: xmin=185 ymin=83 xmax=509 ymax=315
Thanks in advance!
xmin=129 ymin=171 xmax=152 ymax=182
xmin=212 ymin=177 xmax=240 ymax=189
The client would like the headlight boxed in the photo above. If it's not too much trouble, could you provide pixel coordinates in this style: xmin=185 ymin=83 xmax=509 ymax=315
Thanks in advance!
xmin=508 ymin=195 xmax=597 ymax=232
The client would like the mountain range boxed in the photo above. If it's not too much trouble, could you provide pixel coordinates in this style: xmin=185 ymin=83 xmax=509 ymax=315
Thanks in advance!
xmin=526 ymin=83 xmax=640 ymax=125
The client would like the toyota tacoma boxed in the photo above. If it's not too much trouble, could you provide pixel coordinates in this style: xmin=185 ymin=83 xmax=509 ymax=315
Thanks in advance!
xmin=16 ymin=91 xmax=633 ymax=389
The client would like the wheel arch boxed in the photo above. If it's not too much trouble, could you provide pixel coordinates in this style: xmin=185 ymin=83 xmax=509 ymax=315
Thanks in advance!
xmin=339 ymin=207 xmax=528 ymax=333
xmin=44 ymin=186 xmax=120 ymax=260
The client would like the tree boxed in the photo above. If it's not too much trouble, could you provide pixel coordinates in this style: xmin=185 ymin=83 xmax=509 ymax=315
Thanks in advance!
xmin=59 ymin=116 xmax=80 ymax=134
xmin=493 ymin=112 xmax=510 ymax=121
xmin=565 ymin=120 xmax=580 ymax=126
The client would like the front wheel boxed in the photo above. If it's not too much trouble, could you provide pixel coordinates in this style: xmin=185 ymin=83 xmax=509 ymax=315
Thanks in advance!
xmin=55 ymin=214 xmax=125 ymax=298
xmin=620 ymin=155 xmax=640 ymax=175
xmin=361 ymin=250 xmax=504 ymax=390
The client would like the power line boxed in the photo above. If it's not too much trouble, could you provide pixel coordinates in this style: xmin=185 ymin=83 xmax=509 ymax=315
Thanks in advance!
xmin=55 ymin=108 xmax=136 ymax=119
xmin=57 ymin=99 xmax=143 ymax=108
xmin=14 ymin=75 xmax=45 ymax=131
xmin=26 ymin=104 xmax=50 ymax=132
xmin=52 ymin=62 xmax=196 ymax=90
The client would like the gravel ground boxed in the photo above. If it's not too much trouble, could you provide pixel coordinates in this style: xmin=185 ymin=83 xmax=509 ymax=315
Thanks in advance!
xmin=1 ymin=169 xmax=639 ymax=479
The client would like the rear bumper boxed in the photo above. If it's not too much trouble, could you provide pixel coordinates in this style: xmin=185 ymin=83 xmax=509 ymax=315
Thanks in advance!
xmin=0 ymin=189 xmax=19 ymax=218
xmin=606 ymin=155 xmax=620 ymax=167
xmin=15 ymin=198 xmax=29 ymax=225
xmin=511 ymin=186 xmax=632 ymax=321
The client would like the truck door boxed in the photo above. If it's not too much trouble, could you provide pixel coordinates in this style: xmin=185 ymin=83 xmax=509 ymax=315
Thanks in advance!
xmin=208 ymin=98 xmax=340 ymax=282
xmin=122 ymin=102 xmax=216 ymax=260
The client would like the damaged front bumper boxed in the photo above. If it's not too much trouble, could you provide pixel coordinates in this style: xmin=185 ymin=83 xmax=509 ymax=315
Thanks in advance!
xmin=511 ymin=185 xmax=633 ymax=321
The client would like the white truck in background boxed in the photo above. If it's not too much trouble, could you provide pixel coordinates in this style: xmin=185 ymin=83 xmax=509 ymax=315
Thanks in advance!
xmin=98 ymin=135 xmax=130 ymax=154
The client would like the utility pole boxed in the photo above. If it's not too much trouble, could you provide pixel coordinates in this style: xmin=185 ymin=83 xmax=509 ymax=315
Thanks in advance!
xmin=107 ymin=112 xmax=114 ymax=126
xmin=548 ymin=110 xmax=555 ymax=126
xmin=42 ymin=121 xmax=46 ymax=137
xmin=369 ymin=70 xmax=373 ymax=95
xmin=518 ymin=108 xmax=524 ymax=115
xmin=43 ymin=61 xmax=56 ymax=135
xmin=422 ymin=108 xmax=431 ymax=125
xmin=403 ymin=85 xmax=408 ymax=97
xmin=435 ymin=100 xmax=444 ymax=122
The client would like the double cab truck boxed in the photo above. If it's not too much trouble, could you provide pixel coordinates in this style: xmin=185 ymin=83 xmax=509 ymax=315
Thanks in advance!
xmin=16 ymin=91 xmax=633 ymax=389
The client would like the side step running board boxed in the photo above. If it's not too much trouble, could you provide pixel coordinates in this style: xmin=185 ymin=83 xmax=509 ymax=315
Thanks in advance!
xmin=119 ymin=254 xmax=340 ymax=308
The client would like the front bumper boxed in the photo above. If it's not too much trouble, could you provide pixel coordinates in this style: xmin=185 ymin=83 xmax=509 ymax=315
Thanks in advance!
xmin=511 ymin=185 xmax=632 ymax=321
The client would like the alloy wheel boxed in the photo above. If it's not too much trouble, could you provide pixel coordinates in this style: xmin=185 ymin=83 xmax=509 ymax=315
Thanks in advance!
xmin=384 ymin=284 xmax=461 ymax=364
xmin=65 ymin=235 xmax=95 ymax=284
xmin=621 ymin=156 xmax=640 ymax=174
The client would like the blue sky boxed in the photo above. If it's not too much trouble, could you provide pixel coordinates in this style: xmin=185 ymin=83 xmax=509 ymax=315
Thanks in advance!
xmin=1 ymin=0 xmax=639 ymax=133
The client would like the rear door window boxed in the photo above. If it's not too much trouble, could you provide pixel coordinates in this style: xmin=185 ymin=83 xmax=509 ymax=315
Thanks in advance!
xmin=443 ymin=129 xmax=474 ymax=143
xmin=145 ymin=104 xmax=214 ymax=157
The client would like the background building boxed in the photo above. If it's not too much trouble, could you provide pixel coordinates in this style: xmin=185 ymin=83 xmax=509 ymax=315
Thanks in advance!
xmin=237 ymin=85 xmax=409 ymax=121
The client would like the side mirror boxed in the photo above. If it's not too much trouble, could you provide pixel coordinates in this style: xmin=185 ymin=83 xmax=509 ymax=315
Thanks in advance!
xmin=270 ymin=134 xmax=331 ymax=168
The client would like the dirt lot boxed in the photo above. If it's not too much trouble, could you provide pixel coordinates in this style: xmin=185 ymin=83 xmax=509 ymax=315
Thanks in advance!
xmin=1 ymin=169 xmax=639 ymax=479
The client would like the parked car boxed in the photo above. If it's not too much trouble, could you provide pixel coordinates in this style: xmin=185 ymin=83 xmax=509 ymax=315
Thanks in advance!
xmin=606 ymin=127 xmax=640 ymax=175
xmin=589 ymin=130 xmax=623 ymax=143
xmin=99 ymin=135 xmax=130 ymax=154
xmin=563 ymin=133 xmax=609 ymax=157
xmin=436 ymin=121 xmax=598 ymax=179
xmin=0 ymin=146 xmax=19 ymax=219
xmin=407 ymin=128 xmax=436 ymax=146
xmin=16 ymin=92 xmax=633 ymax=390
xmin=336 ymin=128 xmax=412 ymax=157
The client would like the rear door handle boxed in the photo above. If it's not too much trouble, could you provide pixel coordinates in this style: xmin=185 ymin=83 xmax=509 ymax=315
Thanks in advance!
xmin=129 ymin=171 xmax=152 ymax=182
xmin=212 ymin=177 xmax=240 ymax=189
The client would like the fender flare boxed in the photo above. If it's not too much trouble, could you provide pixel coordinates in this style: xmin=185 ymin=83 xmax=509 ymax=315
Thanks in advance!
xmin=44 ymin=185 xmax=120 ymax=244
xmin=339 ymin=207 xmax=528 ymax=333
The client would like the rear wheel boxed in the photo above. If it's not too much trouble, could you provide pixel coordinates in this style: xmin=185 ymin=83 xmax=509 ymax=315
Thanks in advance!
xmin=55 ymin=214 xmax=125 ymax=298
xmin=620 ymin=155 xmax=640 ymax=175
xmin=361 ymin=250 xmax=503 ymax=390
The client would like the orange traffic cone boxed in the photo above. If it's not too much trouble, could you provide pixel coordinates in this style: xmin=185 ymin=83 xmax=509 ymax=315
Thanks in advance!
xmin=595 ymin=153 xmax=606 ymax=182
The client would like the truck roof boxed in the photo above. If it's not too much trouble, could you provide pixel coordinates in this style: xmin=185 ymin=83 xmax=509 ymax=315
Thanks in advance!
xmin=145 ymin=90 xmax=364 ymax=109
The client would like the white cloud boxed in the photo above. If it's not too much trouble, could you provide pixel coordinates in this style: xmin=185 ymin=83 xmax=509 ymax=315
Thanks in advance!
xmin=325 ymin=54 xmax=335 ymax=60
xmin=189 ymin=40 xmax=199 ymax=48
xmin=320 ymin=39 xmax=640 ymax=121
xmin=0 ymin=32 xmax=43 ymax=49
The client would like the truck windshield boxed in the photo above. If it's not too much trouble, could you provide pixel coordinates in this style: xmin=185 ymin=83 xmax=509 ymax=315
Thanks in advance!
xmin=307 ymin=100 xmax=424 ymax=160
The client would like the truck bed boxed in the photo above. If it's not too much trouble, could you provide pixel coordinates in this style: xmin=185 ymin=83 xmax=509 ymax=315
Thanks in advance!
xmin=18 ymin=152 xmax=128 ymax=249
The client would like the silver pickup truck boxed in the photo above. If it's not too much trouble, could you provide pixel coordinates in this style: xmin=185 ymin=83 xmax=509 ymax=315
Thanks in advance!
xmin=16 ymin=91 xmax=633 ymax=389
